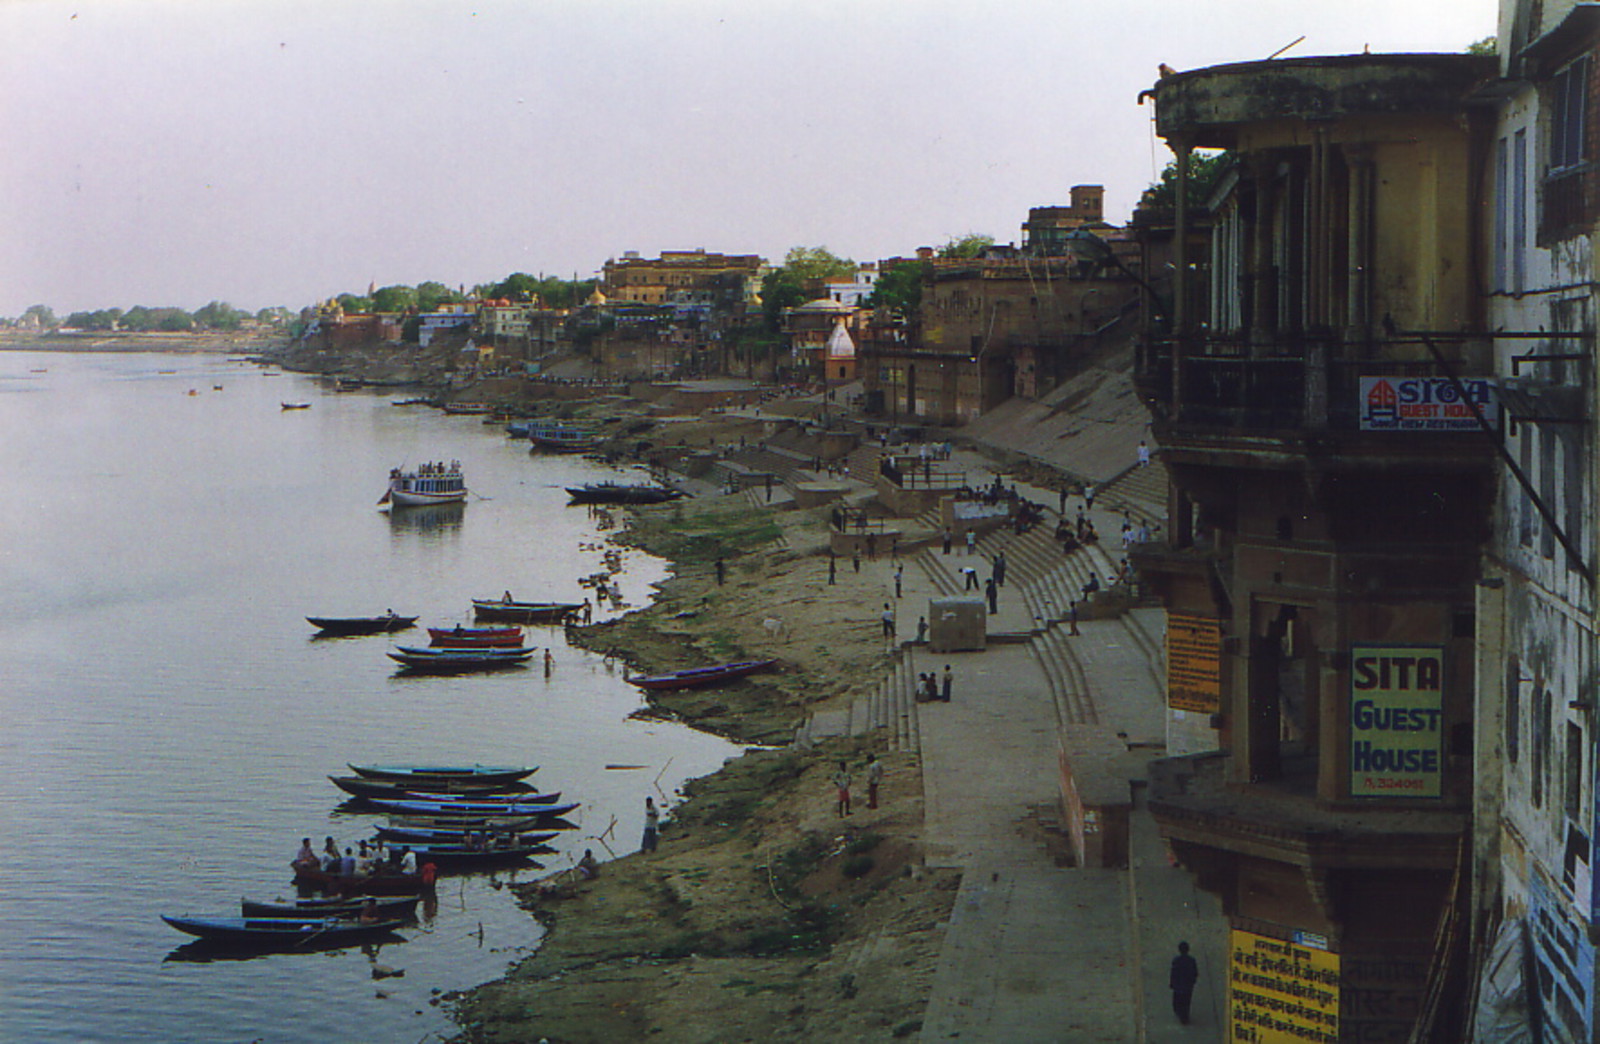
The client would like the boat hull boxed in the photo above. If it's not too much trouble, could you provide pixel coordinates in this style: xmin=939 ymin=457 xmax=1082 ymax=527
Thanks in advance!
xmin=308 ymin=614 xmax=417 ymax=635
xmin=427 ymin=625 xmax=524 ymax=647
xmin=628 ymin=659 xmax=777 ymax=691
xmin=471 ymin=599 xmax=582 ymax=623
xmin=348 ymin=764 xmax=535 ymax=786
xmin=369 ymin=797 xmax=580 ymax=818
xmin=240 ymin=895 xmax=421 ymax=919
xmin=162 ymin=914 xmax=407 ymax=945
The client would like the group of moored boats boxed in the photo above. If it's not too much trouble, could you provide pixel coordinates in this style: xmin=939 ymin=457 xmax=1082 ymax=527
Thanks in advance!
xmin=307 ymin=600 xmax=586 ymax=674
xmin=163 ymin=763 xmax=569 ymax=951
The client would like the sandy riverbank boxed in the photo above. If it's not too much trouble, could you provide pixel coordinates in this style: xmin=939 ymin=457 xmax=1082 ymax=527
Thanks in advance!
xmin=446 ymin=463 xmax=967 ymax=1041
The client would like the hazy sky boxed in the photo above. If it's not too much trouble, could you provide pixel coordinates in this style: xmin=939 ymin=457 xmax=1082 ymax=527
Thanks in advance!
xmin=1 ymin=0 xmax=1496 ymax=318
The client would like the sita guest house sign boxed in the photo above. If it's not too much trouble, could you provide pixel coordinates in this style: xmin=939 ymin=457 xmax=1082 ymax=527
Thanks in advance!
xmin=1350 ymin=645 xmax=1444 ymax=798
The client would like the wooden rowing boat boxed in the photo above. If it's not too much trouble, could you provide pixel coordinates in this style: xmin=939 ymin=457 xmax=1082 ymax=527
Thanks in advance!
xmin=627 ymin=659 xmax=777 ymax=691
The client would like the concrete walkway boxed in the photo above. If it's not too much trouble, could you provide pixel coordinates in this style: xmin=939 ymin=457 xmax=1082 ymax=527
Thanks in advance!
xmin=907 ymin=489 xmax=1225 ymax=1042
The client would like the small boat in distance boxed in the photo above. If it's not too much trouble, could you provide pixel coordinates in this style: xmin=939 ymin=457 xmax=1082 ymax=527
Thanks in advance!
xmin=349 ymin=764 xmax=535 ymax=786
xmin=627 ymin=659 xmax=778 ymax=691
xmin=388 ymin=646 xmax=533 ymax=673
xmin=307 ymin=612 xmax=417 ymax=636
xmin=239 ymin=894 xmax=421 ymax=920
xmin=526 ymin=425 xmax=598 ymax=453
xmin=160 ymin=914 xmax=407 ymax=946
xmin=566 ymin=482 xmax=684 ymax=505
xmin=281 ymin=402 xmax=311 ymax=410
xmin=428 ymin=625 xmax=525 ymax=648
xmin=472 ymin=598 xmax=583 ymax=623
xmin=380 ymin=461 xmax=467 ymax=508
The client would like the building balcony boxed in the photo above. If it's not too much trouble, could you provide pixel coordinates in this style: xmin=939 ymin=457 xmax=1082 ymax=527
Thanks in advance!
xmin=1135 ymin=335 xmax=1500 ymax=469
xmin=1149 ymin=751 xmax=1465 ymax=872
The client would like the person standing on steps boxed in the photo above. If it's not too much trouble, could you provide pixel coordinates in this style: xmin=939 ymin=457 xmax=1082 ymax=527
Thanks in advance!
xmin=894 ymin=564 xmax=903 ymax=599
xmin=965 ymin=529 xmax=975 ymax=555
xmin=916 ymin=616 xmax=928 ymax=644
xmin=832 ymin=761 xmax=853 ymax=817
xmin=714 ymin=557 xmax=725 ymax=585
xmin=866 ymin=754 xmax=884 ymax=809
xmin=881 ymin=603 xmax=895 ymax=640
xmin=994 ymin=550 xmax=1007 ymax=587
xmin=1068 ymin=600 xmax=1080 ymax=636
xmin=1083 ymin=483 xmax=1096 ymax=510
xmin=828 ymin=553 xmax=837 ymax=585
xmin=985 ymin=576 xmax=998 ymax=615
xmin=852 ymin=548 xmax=861 ymax=573
xmin=942 ymin=528 xmax=953 ymax=555
xmin=1169 ymin=941 xmax=1199 ymax=1025
xmin=941 ymin=664 xmax=953 ymax=702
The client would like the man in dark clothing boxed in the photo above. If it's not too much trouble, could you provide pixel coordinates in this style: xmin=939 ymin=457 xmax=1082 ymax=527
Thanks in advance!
xmin=1170 ymin=941 xmax=1199 ymax=1025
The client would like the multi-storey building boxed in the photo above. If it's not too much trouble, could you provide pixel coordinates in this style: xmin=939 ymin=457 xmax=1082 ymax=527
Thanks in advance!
xmin=1020 ymin=184 xmax=1108 ymax=254
xmin=599 ymin=249 xmax=765 ymax=307
xmin=1131 ymin=51 xmax=1498 ymax=1041
xmin=1471 ymin=3 xmax=1600 ymax=1038
xmin=860 ymin=211 xmax=1141 ymax=424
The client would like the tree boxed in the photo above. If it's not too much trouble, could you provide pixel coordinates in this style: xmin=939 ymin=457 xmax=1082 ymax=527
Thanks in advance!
xmin=256 ymin=306 xmax=293 ymax=324
xmin=370 ymin=285 xmax=419 ymax=313
xmin=21 ymin=304 xmax=56 ymax=329
xmin=937 ymin=234 xmax=994 ymax=259
xmin=415 ymin=281 xmax=462 ymax=312
xmin=781 ymin=245 xmax=856 ymax=285
xmin=1140 ymin=150 xmax=1231 ymax=210
xmin=489 ymin=273 xmax=542 ymax=301
xmin=759 ymin=246 xmax=857 ymax=330
xmin=336 ymin=293 xmax=373 ymax=314
xmin=1467 ymin=37 xmax=1495 ymax=56
xmin=64 ymin=308 xmax=122 ymax=331
xmin=866 ymin=261 xmax=928 ymax=314
xmin=193 ymin=300 xmax=244 ymax=330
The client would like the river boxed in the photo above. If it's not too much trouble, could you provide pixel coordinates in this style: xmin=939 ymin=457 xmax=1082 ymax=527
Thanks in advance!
xmin=0 ymin=351 xmax=742 ymax=1043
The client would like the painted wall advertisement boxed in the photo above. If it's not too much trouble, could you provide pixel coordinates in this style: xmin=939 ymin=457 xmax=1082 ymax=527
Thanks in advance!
xmin=1359 ymin=375 xmax=1495 ymax=431
xmin=1229 ymin=929 xmax=1340 ymax=1043
xmin=1167 ymin=612 xmax=1223 ymax=713
xmin=1349 ymin=644 xmax=1444 ymax=798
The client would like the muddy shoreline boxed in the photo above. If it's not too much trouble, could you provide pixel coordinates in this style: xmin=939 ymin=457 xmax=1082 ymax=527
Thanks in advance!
xmin=445 ymin=461 xmax=960 ymax=1042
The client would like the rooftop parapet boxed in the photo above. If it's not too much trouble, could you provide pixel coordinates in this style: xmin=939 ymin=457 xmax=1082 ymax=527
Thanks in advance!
xmin=1152 ymin=53 xmax=1497 ymax=146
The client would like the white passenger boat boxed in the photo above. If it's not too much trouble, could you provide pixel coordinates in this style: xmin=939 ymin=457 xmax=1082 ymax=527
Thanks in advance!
xmin=380 ymin=461 xmax=467 ymax=508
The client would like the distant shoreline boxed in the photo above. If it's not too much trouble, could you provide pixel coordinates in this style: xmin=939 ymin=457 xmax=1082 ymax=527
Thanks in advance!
xmin=0 ymin=330 xmax=289 ymax=354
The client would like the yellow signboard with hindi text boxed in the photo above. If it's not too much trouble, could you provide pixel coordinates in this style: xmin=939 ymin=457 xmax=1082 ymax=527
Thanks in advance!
xmin=1167 ymin=613 xmax=1222 ymax=713
xmin=1229 ymin=929 xmax=1340 ymax=1043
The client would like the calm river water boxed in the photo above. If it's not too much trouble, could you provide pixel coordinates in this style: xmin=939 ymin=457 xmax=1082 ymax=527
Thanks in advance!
xmin=0 ymin=351 xmax=742 ymax=1043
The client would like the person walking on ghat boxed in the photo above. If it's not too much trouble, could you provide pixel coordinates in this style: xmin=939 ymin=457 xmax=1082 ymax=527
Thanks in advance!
xmin=641 ymin=796 xmax=660 ymax=853
xmin=714 ymin=557 xmax=725 ymax=585
xmin=1170 ymin=941 xmax=1199 ymax=1025
xmin=941 ymin=664 xmax=953 ymax=702
xmin=985 ymin=576 xmax=998 ymax=615
xmin=994 ymin=550 xmax=1007 ymax=587
xmin=828 ymin=553 xmax=837 ymax=585
xmin=853 ymin=548 xmax=861 ymax=573
xmin=965 ymin=529 xmax=976 ymax=555
xmin=866 ymin=754 xmax=884 ymax=809
xmin=942 ymin=529 xmax=953 ymax=555
xmin=916 ymin=616 xmax=928 ymax=644
xmin=1068 ymin=600 xmax=1080 ymax=636
xmin=832 ymin=761 xmax=853 ymax=817
xmin=881 ymin=603 xmax=895 ymax=640
xmin=894 ymin=564 xmax=903 ymax=599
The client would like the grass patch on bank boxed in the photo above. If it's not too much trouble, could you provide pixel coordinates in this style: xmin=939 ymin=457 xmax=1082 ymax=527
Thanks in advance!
xmin=640 ymin=503 xmax=781 ymax=564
